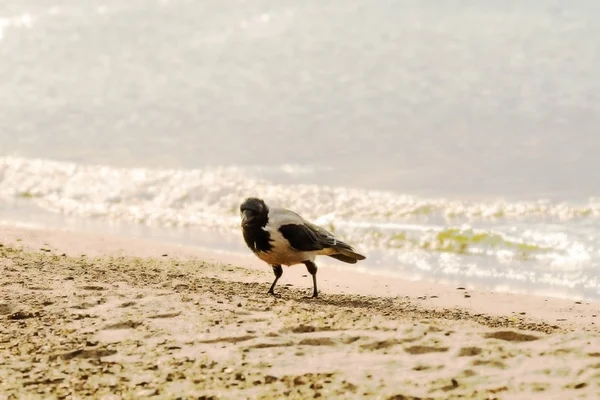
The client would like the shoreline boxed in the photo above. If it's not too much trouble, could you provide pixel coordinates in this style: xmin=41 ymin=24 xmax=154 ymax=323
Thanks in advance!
xmin=2 ymin=198 xmax=599 ymax=304
xmin=2 ymin=224 xmax=600 ymax=398
xmin=1 ymin=224 xmax=598 ymax=333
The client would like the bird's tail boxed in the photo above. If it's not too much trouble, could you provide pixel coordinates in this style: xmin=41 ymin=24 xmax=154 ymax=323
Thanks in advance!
xmin=327 ymin=241 xmax=366 ymax=264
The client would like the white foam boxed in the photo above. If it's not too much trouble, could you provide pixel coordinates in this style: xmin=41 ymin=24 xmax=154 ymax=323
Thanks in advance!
xmin=1 ymin=155 xmax=598 ymax=238
xmin=1 ymin=155 xmax=599 ymax=299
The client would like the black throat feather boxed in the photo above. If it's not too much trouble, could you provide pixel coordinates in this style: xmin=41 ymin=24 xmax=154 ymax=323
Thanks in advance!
xmin=242 ymin=216 xmax=272 ymax=253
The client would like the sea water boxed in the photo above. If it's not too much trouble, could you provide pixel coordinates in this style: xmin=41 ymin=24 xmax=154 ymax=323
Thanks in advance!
xmin=2 ymin=0 xmax=600 ymax=300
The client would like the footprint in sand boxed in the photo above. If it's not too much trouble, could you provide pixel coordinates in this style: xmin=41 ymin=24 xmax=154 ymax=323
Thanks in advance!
xmin=343 ymin=336 xmax=362 ymax=344
xmin=287 ymin=325 xmax=320 ymax=333
xmin=360 ymin=339 xmax=400 ymax=351
xmin=412 ymin=364 xmax=444 ymax=372
xmin=199 ymin=335 xmax=256 ymax=344
xmin=7 ymin=310 xmax=40 ymax=320
xmin=458 ymin=346 xmax=483 ymax=357
xmin=247 ymin=342 xmax=294 ymax=349
xmin=404 ymin=345 xmax=449 ymax=355
xmin=566 ymin=382 xmax=588 ymax=390
xmin=52 ymin=348 xmax=117 ymax=361
xmin=71 ymin=301 xmax=100 ymax=310
xmin=95 ymin=320 xmax=144 ymax=344
xmin=387 ymin=394 xmax=432 ymax=400
xmin=148 ymin=311 xmax=181 ymax=319
xmin=298 ymin=337 xmax=336 ymax=346
xmin=103 ymin=320 xmax=142 ymax=330
xmin=483 ymin=330 xmax=539 ymax=342
xmin=80 ymin=285 xmax=107 ymax=291
xmin=472 ymin=359 xmax=507 ymax=369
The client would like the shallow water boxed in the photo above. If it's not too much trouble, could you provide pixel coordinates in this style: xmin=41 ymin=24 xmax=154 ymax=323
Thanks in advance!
xmin=1 ymin=1 xmax=600 ymax=300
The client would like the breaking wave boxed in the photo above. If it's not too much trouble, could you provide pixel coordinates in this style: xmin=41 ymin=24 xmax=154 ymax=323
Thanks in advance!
xmin=1 ymin=156 xmax=598 ymax=252
xmin=1 ymin=156 xmax=599 ymax=299
xmin=2 ymin=156 xmax=600 ymax=225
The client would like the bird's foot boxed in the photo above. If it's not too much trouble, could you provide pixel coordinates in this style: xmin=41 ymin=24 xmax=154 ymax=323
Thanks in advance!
xmin=267 ymin=291 xmax=281 ymax=298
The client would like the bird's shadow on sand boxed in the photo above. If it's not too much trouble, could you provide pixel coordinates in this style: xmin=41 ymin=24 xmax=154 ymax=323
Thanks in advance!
xmin=268 ymin=290 xmax=562 ymax=335
xmin=272 ymin=290 xmax=401 ymax=311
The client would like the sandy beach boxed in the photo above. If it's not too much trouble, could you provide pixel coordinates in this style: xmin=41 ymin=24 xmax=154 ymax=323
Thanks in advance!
xmin=1 ymin=224 xmax=600 ymax=399
xmin=3 ymin=0 xmax=600 ymax=398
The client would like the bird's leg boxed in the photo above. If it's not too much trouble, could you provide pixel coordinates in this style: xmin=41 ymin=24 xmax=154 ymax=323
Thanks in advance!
xmin=268 ymin=265 xmax=283 ymax=296
xmin=303 ymin=261 xmax=318 ymax=298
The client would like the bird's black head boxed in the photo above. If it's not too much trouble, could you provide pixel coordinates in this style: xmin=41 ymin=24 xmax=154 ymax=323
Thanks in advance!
xmin=240 ymin=197 xmax=269 ymax=228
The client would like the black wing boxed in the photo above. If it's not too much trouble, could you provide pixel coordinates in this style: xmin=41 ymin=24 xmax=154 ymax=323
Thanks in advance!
xmin=278 ymin=223 xmax=336 ymax=252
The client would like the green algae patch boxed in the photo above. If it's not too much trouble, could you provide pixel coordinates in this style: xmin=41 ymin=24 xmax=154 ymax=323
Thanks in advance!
xmin=16 ymin=191 xmax=41 ymax=199
xmin=387 ymin=228 xmax=551 ymax=257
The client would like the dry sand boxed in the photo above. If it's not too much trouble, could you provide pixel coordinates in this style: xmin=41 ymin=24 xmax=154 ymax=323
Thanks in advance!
xmin=1 ymin=224 xmax=600 ymax=399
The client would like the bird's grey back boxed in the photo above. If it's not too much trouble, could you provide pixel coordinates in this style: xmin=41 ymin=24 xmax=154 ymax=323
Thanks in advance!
xmin=269 ymin=207 xmax=335 ymax=238
xmin=267 ymin=207 xmax=307 ymax=227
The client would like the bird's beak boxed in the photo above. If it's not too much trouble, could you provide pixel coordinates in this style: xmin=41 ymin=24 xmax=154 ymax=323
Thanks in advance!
xmin=241 ymin=210 xmax=252 ymax=227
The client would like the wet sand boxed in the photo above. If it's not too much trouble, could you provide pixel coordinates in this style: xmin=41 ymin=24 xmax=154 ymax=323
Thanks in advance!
xmin=1 ymin=225 xmax=600 ymax=399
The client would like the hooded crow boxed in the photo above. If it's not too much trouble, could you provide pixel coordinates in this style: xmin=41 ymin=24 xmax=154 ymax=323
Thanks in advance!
xmin=240 ymin=197 xmax=366 ymax=298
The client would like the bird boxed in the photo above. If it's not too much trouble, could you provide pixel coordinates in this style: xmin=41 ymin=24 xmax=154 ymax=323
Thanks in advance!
xmin=239 ymin=197 xmax=366 ymax=298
